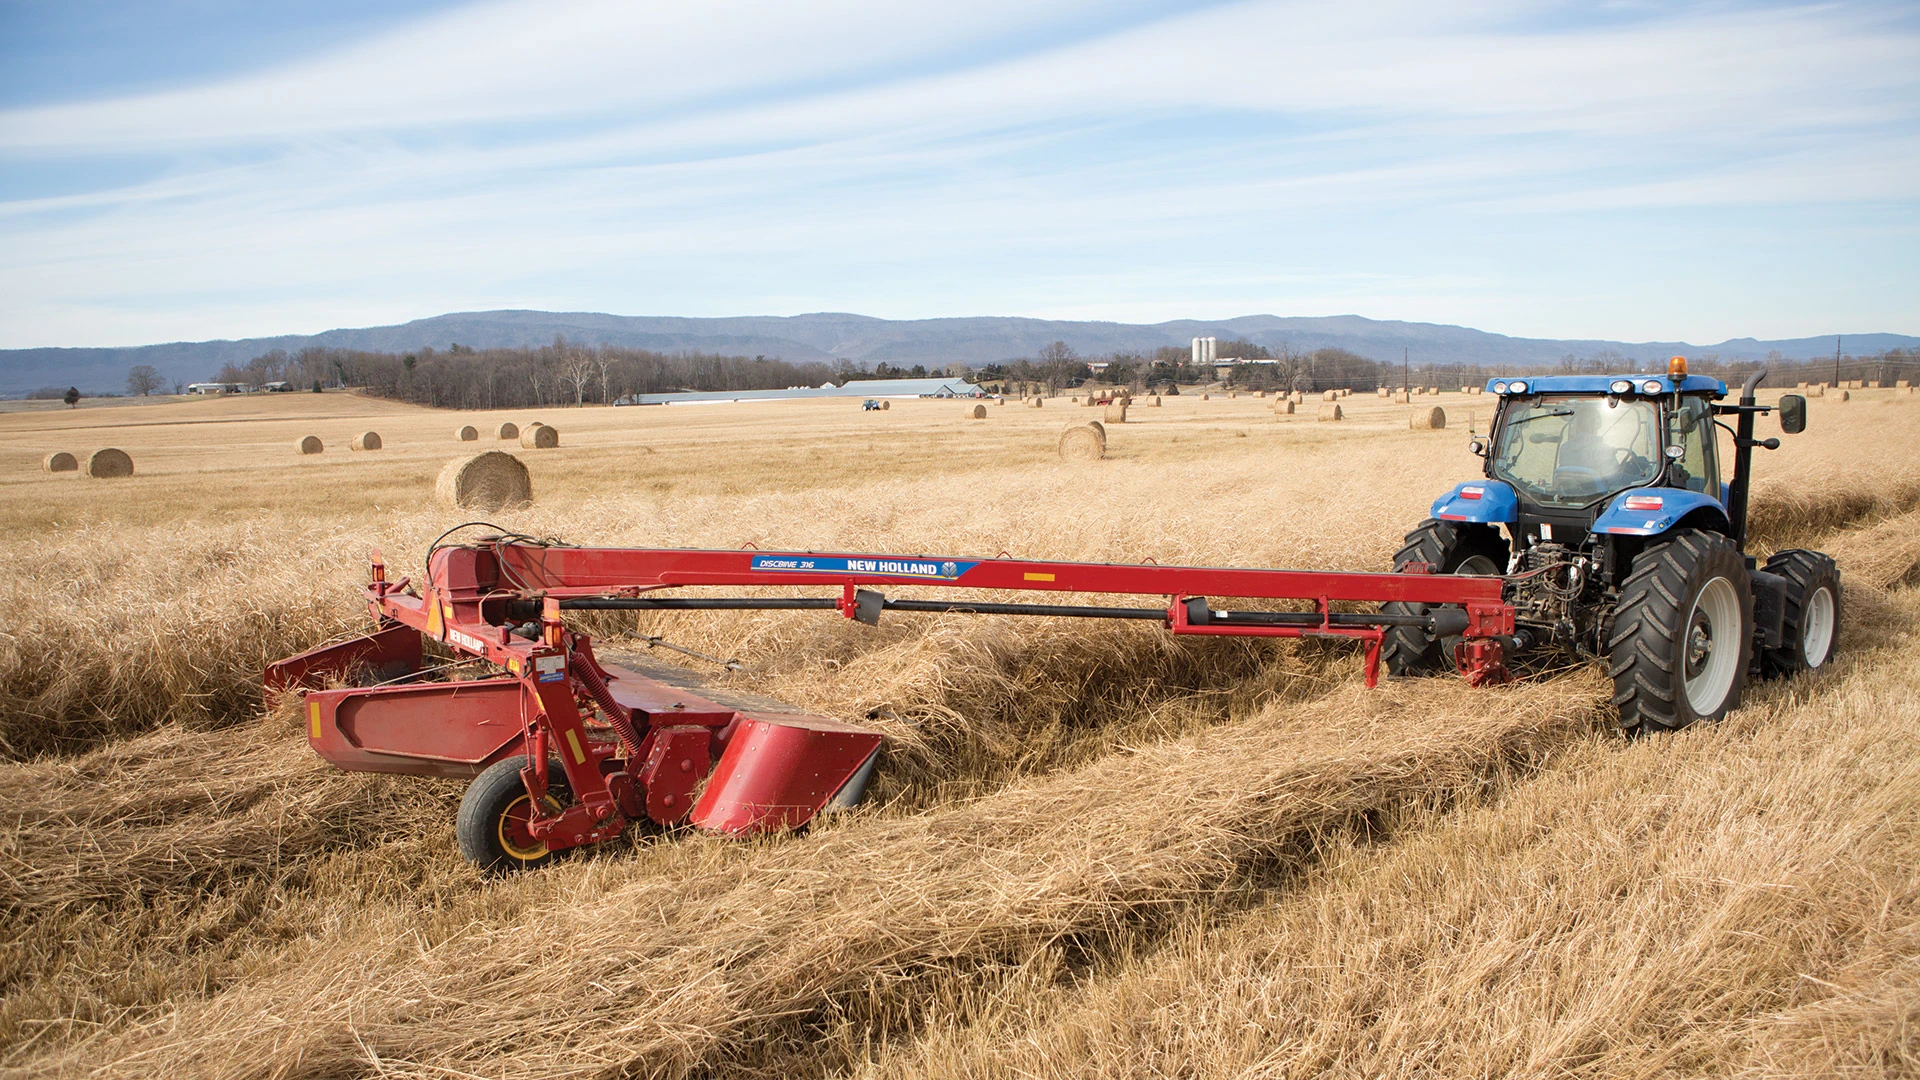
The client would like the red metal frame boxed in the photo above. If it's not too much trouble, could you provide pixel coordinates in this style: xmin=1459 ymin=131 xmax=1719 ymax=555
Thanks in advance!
xmin=266 ymin=539 xmax=1516 ymax=864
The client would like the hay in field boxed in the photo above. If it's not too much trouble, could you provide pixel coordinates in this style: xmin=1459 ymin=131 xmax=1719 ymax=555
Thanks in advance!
xmin=1322 ymin=390 xmax=1338 ymax=402
xmin=294 ymin=435 xmax=323 ymax=455
xmin=1809 ymin=385 xmax=1826 ymax=397
xmin=85 ymin=448 xmax=133 ymax=477
xmin=1103 ymin=403 xmax=1128 ymax=424
xmin=1151 ymin=396 xmax=1161 ymax=406
xmin=881 ymin=400 xmax=890 ymax=410
xmin=969 ymin=404 xmax=987 ymax=419
xmin=435 ymin=451 xmax=533 ymax=512
xmin=1059 ymin=422 xmax=1106 ymax=461
xmin=42 ymin=451 xmax=78 ymax=473
xmin=455 ymin=425 xmax=479 ymax=442
xmin=497 ymin=422 xmax=519 ymax=439
xmin=1840 ymin=390 xmax=1851 ymax=402
xmin=520 ymin=424 xmax=560 ymax=449
xmin=1412 ymin=407 xmax=1446 ymax=430
xmin=1028 ymin=398 xmax=1043 ymax=408
xmin=1275 ymin=400 xmax=1295 ymax=416
xmin=1318 ymin=403 xmax=1343 ymax=422
xmin=1377 ymin=388 xmax=1391 ymax=398
xmin=1822 ymin=507 xmax=1920 ymax=589
xmin=1291 ymin=392 xmax=1304 ymax=404
xmin=350 ymin=431 xmax=382 ymax=451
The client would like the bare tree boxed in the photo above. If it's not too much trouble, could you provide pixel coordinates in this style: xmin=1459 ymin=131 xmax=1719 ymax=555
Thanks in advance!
xmin=125 ymin=364 xmax=163 ymax=396
xmin=562 ymin=354 xmax=594 ymax=406
xmin=593 ymin=353 xmax=614 ymax=404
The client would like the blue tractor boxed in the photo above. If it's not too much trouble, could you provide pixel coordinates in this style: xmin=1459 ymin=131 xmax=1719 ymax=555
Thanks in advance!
xmin=1383 ymin=359 xmax=1840 ymax=734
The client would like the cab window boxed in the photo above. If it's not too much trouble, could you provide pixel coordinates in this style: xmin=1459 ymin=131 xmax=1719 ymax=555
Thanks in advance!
xmin=1667 ymin=397 xmax=1719 ymax=495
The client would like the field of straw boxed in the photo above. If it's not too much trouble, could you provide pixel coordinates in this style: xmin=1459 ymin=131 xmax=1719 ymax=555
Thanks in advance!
xmin=2 ymin=386 xmax=1917 ymax=1078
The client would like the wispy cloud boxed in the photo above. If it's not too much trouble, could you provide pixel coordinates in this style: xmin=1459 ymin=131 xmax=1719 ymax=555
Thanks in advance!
xmin=1 ymin=0 xmax=1915 ymax=348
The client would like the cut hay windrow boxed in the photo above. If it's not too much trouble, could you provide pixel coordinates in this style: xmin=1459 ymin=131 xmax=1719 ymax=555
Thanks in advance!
xmin=1744 ymin=475 xmax=1920 ymax=551
xmin=50 ymin=678 xmax=1607 ymax=1079
xmin=855 ymin=597 xmax=1920 ymax=1080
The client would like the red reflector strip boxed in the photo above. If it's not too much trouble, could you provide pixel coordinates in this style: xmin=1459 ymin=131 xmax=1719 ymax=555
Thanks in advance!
xmin=1459 ymin=487 xmax=1484 ymax=500
xmin=1623 ymin=496 xmax=1664 ymax=511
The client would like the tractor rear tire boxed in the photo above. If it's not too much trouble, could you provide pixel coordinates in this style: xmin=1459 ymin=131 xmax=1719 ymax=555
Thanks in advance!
xmin=1760 ymin=549 xmax=1841 ymax=678
xmin=1380 ymin=519 xmax=1509 ymax=676
xmin=1609 ymin=530 xmax=1752 ymax=736
xmin=457 ymin=755 xmax=571 ymax=874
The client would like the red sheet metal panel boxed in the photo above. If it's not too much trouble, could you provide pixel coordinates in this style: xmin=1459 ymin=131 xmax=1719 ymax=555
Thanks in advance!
xmin=690 ymin=716 xmax=884 ymax=834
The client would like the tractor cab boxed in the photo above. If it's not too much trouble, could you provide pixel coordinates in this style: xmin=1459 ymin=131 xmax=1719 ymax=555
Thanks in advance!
xmin=1452 ymin=367 xmax=1738 ymax=544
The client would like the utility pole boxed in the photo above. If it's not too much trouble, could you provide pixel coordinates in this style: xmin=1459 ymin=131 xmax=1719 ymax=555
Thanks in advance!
xmin=1834 ymin=336 xmax=1842 ymax=387
xmin=1403 ymin=347 xmax=1409 ymax=394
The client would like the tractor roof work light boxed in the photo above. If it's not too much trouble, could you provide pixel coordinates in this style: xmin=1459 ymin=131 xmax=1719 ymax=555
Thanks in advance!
xmin=1641 ymin=380 xmax=1664 ymax=395
xmin=1668 ymin=356 xmax=1688 ymax=377
xmin=1610 ymin=380 xmax=1633 ymax=394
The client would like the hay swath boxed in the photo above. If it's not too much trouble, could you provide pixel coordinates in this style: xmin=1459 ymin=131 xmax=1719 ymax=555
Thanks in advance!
xmin=267 ymin=536 xmax=1513 ymax=871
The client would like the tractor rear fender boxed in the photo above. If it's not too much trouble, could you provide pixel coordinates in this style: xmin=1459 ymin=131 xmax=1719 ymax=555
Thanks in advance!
xmin=1592 ymin=488 xmax=1730 ymax=538
xmin=1431 ymin=480 xmax=1519 ymax=524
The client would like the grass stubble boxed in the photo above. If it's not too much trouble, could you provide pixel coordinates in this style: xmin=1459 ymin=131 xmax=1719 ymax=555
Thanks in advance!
xmin=0 ymin=390 xmax=1915 ymax=1077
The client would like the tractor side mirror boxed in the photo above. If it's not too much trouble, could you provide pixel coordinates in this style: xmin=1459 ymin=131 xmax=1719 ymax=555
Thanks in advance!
xmin=1468 ymin=436 xmax=1489 ymax=457
xmin=1778 ymin=394 xmax=1806 ymax=434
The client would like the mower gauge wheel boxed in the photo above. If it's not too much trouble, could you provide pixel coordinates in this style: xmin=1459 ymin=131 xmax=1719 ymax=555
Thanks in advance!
xmin=458 ymin=755 xmax=572 ymax=874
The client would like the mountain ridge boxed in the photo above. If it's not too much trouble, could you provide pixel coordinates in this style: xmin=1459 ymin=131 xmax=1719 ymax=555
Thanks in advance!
xmin=3 ymin=309 xmax=1912 ymax=395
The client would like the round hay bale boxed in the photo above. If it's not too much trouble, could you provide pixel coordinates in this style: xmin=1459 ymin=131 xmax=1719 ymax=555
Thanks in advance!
xmin=881 ymin=400 xmax=890 ymax=410
xmin=1377 ymin=387 xmax=1391 ymax=397
xmin=1808 ymin=385 xmax=1825 ymax=396
xmin=295 ymin=435 xmax=324 ymax=455
xmin=456 ymin=425 xmax=479 ymax=442
xmin=351 ymin=431 xmax=382 ymax=451
xmin=1840 ymin=390 xmax=1851 ymax=401
xmin=85 ymin=448 xmax=133 ymax=477
xmin=1028 ymin=397 xmax=1043 ymax=408
xmin=43 ymin=451 xmax=78 ymax=473
xmin=969 ymin=403 xmax=988 ymax=419
xmin=1275 ymin=399 xmax=1295 ymax=415
xmin=1322 ymin=390 xmax=1338 ymax=402
xmin=520 ymin=423 xmax=560 ymax=449
xmin=1229 ymin=390 xmax=1238 ymax=399
xmin=1292 ymin=392 xmax=1304 ymax=404
xmin=1414 ymin=387 xmax=1426 ymax=396
xmin=436 ymin=451 xmax=533 ymax=512
xmin=1201 ymin=393 xmax=1210 ymax=401
xmin=497 ymin=422 xmax=520 ymax=440
xmin=1317 ymin=403 xmax=1343 ymax=422
xmin=1103 ymin=403 xmax=1128 ymax=424
xmin=1151 ymin=396 xmax=1161 ymax=407
xmin=1411 ymin=406 xmax=1447 ymax=430
xmin=996 ymin=397 xmax=1005 ymax=406
xmin=1059 ymin=422 xmax=1106 ymax=462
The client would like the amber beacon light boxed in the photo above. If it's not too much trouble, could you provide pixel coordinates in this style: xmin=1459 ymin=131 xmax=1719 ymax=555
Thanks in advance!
xmin=1668 ymin=355 xmax=1689 ymax=377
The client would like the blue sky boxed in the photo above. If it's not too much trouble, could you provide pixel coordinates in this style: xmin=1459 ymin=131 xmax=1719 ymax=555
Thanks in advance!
xmin=0 ymin=0 xmax=1915 ymax=348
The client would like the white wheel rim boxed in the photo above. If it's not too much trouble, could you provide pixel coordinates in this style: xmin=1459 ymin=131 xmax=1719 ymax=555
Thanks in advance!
xmin=1801 ymin=586 xmax=1835 ymax=668
xmin=1684 ymin=576 xmax=1742 ymax=715
xmin=1455 ymin=555 xmax=1500 ymax=576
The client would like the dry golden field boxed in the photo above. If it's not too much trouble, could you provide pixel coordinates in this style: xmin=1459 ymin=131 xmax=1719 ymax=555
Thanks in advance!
xmin=1 ymin=385 xmax=1917 ymax=1078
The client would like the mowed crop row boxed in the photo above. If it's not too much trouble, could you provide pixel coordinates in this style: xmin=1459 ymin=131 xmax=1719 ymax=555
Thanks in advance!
xmin=2 ymin=391 xmax=1917 ymax=1077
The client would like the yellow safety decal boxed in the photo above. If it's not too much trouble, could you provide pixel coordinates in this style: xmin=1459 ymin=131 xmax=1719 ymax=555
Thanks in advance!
xmin=1024 ymin=572 xmax=1056 ymax=582
xmin=425 ymin=594 xmax=444 ymax=638
xmin=308 ymin=700 xmax=322 ymax=740
xmin=564 ymin=728 xmax=586 ymax=765
xmin=507 ymin=657 xmax=521 ymax=674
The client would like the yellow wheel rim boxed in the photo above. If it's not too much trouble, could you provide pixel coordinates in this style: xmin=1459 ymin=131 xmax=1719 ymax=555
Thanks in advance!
xmin=496 ymin=793 xmax=563 ymax=862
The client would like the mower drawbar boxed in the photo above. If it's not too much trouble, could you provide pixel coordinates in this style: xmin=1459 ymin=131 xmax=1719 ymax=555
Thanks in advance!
xmin=266 ymin=537 xmax=1515 ymax=871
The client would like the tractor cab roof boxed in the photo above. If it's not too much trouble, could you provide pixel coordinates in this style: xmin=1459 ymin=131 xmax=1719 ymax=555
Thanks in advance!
xmin=1483 ymin=374 xmax=1728 ymax=399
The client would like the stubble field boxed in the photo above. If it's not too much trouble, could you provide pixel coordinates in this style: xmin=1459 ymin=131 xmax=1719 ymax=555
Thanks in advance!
xmin=1 ymin=385 xmax=1916 ymax=1078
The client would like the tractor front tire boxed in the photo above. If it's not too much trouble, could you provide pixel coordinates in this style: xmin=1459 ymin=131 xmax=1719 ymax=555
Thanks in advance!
xmin=1609 ymin=530 xmax=1752 ymax=735
xmin=1760 ymin=549 xmax=1841 ymax=678
xmin=1380 ymin=519 xmax=1509 ymax=676
xmin=457 ymin=755 xmax=570 ymax=874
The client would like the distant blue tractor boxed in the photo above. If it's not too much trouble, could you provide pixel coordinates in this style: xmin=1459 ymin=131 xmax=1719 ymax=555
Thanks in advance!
xmin=1383 ymin=360 xmax=1840 ymax=734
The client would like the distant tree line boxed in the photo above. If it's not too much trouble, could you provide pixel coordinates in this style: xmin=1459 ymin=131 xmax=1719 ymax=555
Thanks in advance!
xmin=197 ymin=338 xmax=1920 ymax=408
